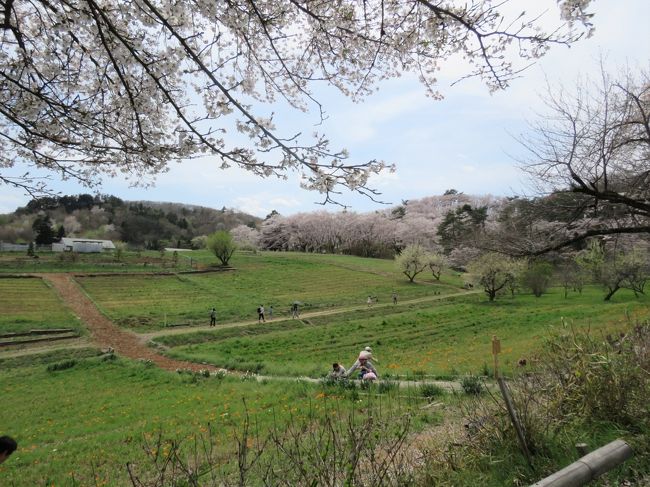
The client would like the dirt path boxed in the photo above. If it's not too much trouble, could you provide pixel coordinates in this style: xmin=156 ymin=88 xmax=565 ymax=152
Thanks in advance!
xmin=142 ymin=289 xmax=481 ymax=342
xmin=40 ymin=274 xmax=216 ymax=372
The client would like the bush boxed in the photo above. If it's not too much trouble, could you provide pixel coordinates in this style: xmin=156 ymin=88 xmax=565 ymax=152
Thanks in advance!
xmin=453 ymin=321 xmax=650 ymax=485
xmin=522 ymin=261 xmax=554 ymax=297
xmin=460 ymin=375 xmax=483 ymax=395
xmin=128 ymin=398 xmax=415 ymax=486
xmin=420 ymin=383 xmax=444 ymax=400
xmin=540 ymin=322 xmax=650 ymax=428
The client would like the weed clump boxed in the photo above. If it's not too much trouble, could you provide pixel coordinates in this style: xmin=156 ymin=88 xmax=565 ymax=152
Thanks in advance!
xmin=420 ymin=383 xmax=444 ymax=400
xmin=46 ymin=359 xmax=77 ymax=372
xmin=460 ymin=375 xmax=483 ymax=395
xmin=445 ymin=321 xmax=650 ymax=485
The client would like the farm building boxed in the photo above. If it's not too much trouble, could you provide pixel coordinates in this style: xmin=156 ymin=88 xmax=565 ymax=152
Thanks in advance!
xmin=53 ymin=238 xmax=116 ymax=253
xmin=0 ymin=242 xmax=29 ymax=252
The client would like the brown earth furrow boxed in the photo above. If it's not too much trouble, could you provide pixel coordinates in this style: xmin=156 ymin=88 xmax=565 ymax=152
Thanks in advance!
xmin=40 ymin=273 xmax=215 ymax=372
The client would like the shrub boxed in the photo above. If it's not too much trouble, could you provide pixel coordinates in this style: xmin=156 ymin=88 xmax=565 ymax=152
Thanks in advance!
xmin=420 ymin=383 xmax=444 ymax=400
xmin=453 ymin=321 xmax=650 ymax=484
xmin=128 ymin=399 xmax=415 ymax=486
xmin=460 ymin=375 xmax=483 ymax=395
xmin=522 ymin=261 xmax=554 ymax=297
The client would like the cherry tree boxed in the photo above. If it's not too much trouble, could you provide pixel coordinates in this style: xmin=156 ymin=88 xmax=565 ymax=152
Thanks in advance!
xmin=1 ymin=0 xmax=593 ymax=201
xmin=427 ymin=251 xmax=448 ymax=280
xmin=395 ymin=243 xmax=430 ymax=282
xmin=230 ymin=224 xmax=260 ymax=250
xmin=467 ymin=252 xmax=521 ymax=301
xmin=518 ymin=67 xmax=650 ymax=254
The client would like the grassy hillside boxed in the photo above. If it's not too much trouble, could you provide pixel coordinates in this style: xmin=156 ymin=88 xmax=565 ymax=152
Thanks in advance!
xmin=76 ymin=251 xmax=462 ymax=330
xmin=160 ymin=286 xmax=648 ymax=378
xmin=2 ymin=357 xmax=410 ymax=485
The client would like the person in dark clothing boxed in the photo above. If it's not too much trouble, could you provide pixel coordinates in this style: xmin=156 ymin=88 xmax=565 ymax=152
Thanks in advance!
xmin=0 ymin=436 xmax=17 ymax=464
xmin=257 ymin=305 xmax=265 ymax=323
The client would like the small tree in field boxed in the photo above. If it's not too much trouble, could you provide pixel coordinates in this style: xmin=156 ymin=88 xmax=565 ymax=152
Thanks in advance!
xmin=395 ymin=244 xmax=429 ymax=283
xmin=114 ymin=241 xmax=126 ymax=262
xmin=207 ymin=231 xmax=236 ymax=266
xmin=557 ymin=258 xmax=587 ymax=298
xmin=467 ymin=253 xmax=520 ymax=301
xmin=522 ymin=261 xmax=554 ymax=297
xmin=427 ymin=252 xmax=447 ymax=281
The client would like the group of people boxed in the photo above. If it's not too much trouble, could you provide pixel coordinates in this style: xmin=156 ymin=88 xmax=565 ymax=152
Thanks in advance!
xmin=210 ymin=292 xmax=398 ymax=326
xmin=209 ymin=303 xmax=294 ymax=326
xmin=330 ymin=346 xmax=378 ymax=381
xmin=367 ymin=291 xmax=399 ymax=307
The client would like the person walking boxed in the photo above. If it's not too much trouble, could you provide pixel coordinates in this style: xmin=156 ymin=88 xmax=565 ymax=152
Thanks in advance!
xmin=257 ymin=304 xmax=265 ymax=323
xmin=291 ymin=302 xmax=300 ymax=319
xmin=209 ymin=307 xmax=217 ymax=327
xmin=392 ymin=291 xmax=398 ymax=305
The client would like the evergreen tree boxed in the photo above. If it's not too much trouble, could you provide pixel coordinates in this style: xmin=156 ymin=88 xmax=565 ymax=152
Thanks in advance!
xmin=32 ymin=215 xmax=56 ymax=245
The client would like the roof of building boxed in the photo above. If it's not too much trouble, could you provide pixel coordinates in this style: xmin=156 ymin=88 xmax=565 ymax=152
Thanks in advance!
xmin=60 ymin=238 xmax=116 ymax=249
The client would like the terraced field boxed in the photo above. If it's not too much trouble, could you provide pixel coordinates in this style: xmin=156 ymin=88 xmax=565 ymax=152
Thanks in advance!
xmin=0 ymin=277 xmax=80 ymax=333
xmin=77 ymin=252 xmax=459 ymax=329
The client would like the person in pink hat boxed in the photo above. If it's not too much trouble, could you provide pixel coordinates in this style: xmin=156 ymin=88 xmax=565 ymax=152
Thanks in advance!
xmin=346 ymin=350 xmax=378 ymax=380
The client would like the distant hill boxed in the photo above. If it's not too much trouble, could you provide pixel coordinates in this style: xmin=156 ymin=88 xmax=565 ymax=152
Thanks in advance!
xmin=0 ymin=194 xmax=261 ymax=249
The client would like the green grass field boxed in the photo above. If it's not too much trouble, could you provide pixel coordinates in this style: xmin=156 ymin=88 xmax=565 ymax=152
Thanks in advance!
xmin=160 ymin=286 xmax=649 ymax=378
xmin=0 ymin=277 xmax=80 ymax=333
xmin=77 ymin=251 xmax=461 ymax=330
xmin=0 ymin=356 xmax=426 ymax=485
xmin=0 ymin=250 xmax=185 ymax=273
xmin=0 ymin=250 xmax=648 ymax=485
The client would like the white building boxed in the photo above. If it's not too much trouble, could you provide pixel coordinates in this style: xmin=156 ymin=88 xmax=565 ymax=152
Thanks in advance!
xmin=53 ymin=238 xmax=116 ymax=253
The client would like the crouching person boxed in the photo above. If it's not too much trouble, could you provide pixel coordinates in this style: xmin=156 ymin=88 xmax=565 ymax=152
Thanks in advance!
xmin=329 ymin=362 xmax=347 ymax=380
xmin=347 ymin=351 xmax=378 ymax=381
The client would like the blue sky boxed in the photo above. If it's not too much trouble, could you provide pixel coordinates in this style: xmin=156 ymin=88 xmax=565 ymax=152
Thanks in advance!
xmin=2 ymin=1 xmax=649 ymax=217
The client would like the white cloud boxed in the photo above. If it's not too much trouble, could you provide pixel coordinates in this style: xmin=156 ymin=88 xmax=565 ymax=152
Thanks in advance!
xmin=0 ymin=192 xmax=28 ymax=214
xmin=232 ymin=192 xmax=307 ymax=217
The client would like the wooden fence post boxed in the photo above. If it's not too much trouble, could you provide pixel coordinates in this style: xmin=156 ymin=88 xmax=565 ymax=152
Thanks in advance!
xmin=492 ymin=335 xmax=501 ymax=379
xmin=498 ymin=377 xmax=533 ymax=469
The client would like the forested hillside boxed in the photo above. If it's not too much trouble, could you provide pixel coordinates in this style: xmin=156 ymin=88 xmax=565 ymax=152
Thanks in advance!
xmin=0 ymin=194 xmax=260 ymax=249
